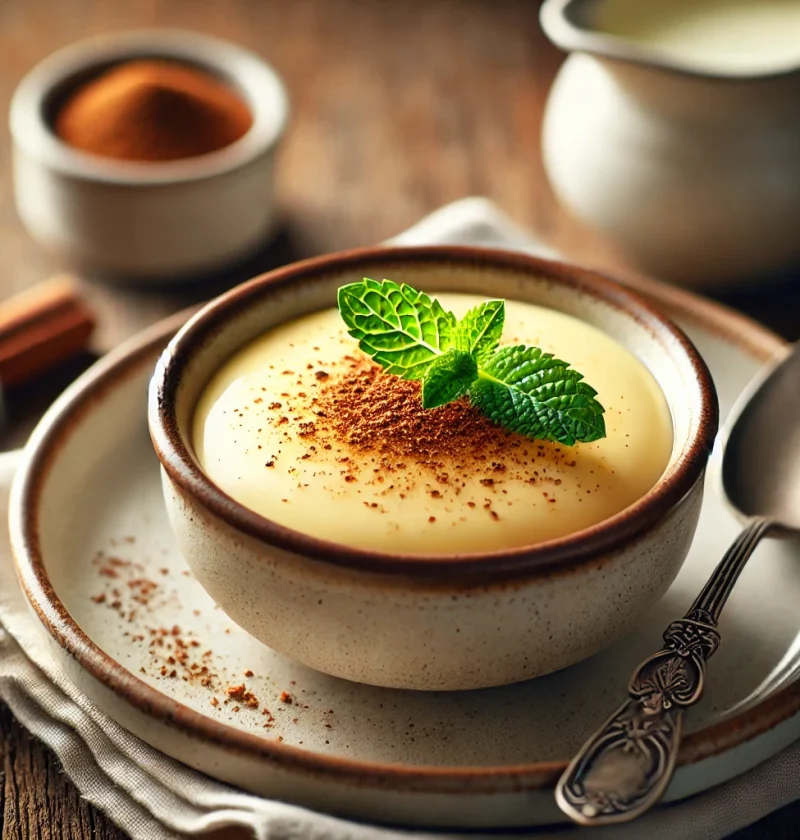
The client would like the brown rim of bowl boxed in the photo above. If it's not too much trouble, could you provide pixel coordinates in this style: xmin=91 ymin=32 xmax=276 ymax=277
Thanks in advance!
xmin=149 ymin=244 xmax=719 ymax=582
xmin=10 ymin=272 xmax=795 ymax=794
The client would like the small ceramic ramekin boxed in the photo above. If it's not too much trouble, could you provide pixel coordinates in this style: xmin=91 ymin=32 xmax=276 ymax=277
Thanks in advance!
xmin=148 ymin=246 xmax=719 ymax=690
xmin=10 ymin=30 xmax=288 ymax=280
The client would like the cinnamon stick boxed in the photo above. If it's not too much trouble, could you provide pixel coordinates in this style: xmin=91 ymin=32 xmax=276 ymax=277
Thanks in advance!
xmin=0 ymin=276 xmax=96 ymax=387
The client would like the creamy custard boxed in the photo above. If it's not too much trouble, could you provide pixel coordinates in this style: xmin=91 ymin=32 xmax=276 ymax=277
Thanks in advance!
xmin=193 ymin=294 xmax=672 ymax=554
xmin=595 ymin=0 xmax=800 ymax=75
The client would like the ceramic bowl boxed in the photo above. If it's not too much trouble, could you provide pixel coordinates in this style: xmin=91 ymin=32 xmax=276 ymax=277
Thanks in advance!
xmin=148 ymin=246 xmax=718 ymax=690
xmin=9 ymin=30 xmax=288 ymax=281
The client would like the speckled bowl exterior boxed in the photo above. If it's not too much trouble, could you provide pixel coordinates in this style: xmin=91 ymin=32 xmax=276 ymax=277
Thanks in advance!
xmin=149 ymin=246 xmax=718 ymax=690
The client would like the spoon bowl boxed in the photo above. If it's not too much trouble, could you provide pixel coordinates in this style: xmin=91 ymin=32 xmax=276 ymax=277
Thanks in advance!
xmin=722 ymin=345 xmax=800 ymax=531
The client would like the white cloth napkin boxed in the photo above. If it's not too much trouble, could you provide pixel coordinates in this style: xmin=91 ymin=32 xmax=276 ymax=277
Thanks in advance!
xmin=1 ymin=198 xmax=798 ymax=840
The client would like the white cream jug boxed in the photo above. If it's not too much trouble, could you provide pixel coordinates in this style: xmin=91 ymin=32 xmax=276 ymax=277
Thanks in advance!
xmin=540 ymin=0 xmax=800 ymax=287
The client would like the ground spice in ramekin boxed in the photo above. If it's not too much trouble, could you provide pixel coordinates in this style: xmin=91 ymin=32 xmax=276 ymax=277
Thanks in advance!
xmin=54 ymin=59 xmax=252 ymax=162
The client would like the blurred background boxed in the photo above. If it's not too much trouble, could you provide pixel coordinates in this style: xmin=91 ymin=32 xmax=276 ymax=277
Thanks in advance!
xmin=2 ymin=2 xmax=798 ymax=437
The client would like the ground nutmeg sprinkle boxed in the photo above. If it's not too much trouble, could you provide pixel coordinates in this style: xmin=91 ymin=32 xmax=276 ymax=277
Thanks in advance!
xmin=256 ymin=355 xmax=579 ymax=507
xmin=317 ymin=361 xmax=513 ymax=467
xmin=87 ymin=538 xmax=326 ymax=735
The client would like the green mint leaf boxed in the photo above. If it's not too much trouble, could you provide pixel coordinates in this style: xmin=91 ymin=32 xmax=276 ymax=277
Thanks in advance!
xmin=337 ymin=278 xmax=456 ymax=379
xmin=470 ymin=346 xmax=606 ymax=445
xmin=454 ymin=300 xmax=505 ymax=361
xmin=337 ymin=278 xmax=607 ymax=446
xmin=421 ymin=349 xmax=479 ymax=409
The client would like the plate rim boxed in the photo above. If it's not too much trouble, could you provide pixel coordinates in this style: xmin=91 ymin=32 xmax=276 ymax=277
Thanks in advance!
xmin=8 ymin=250 xmax=796 ymax=795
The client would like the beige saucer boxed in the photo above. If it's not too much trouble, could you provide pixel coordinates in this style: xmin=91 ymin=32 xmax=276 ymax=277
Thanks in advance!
xmin=8 ymin=274 xmax=800 ymax=829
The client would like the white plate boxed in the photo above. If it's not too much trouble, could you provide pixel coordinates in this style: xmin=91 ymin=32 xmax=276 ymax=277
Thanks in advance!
xmin=9 ymin=262 xmax=800 ymax=829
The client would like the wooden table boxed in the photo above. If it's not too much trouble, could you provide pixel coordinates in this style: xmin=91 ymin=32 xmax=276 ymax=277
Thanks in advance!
xmin=0 ymin=1 xmax=797 ymax=837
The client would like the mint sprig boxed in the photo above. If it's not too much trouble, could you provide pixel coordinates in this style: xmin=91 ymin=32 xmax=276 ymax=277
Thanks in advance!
xmin=337 ymin=278 xmax=606 ymax=445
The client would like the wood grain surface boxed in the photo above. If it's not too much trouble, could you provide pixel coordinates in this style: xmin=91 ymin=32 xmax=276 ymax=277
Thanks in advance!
xmin=0 ymin=0 xmax=797 ymax=837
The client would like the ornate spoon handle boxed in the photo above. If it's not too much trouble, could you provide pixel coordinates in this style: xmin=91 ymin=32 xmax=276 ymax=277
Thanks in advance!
xmin=556 ymin=517 xmax=771 ymax=826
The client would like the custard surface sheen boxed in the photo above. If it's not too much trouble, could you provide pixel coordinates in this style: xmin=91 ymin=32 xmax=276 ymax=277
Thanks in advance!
xmin=193 ymin=294 xmax=673 ymax=554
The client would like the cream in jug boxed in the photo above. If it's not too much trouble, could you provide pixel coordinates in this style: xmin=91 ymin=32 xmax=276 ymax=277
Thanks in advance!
xmin=596 ymin=0 xmax=800 ymax=75
xmin=540 ymin=0 xmax=800 ymax=287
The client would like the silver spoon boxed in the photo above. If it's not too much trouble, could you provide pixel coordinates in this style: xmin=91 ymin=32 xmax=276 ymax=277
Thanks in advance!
xmin=556 ymin=342 xmax=800 ymax=826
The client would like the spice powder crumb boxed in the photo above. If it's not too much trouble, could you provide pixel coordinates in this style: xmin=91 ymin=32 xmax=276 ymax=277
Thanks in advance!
xmin=275 ymin=360 xmax=577 ymax=503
